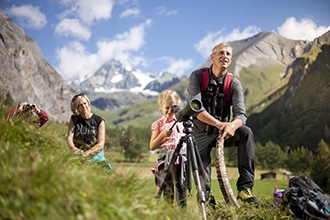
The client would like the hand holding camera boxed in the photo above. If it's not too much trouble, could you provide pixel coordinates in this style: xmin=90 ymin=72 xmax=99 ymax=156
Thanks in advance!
xmin=25 ymin=103 xmax=35 ymax=110
xmin=20 ymin=102 xmax=39 ymax=113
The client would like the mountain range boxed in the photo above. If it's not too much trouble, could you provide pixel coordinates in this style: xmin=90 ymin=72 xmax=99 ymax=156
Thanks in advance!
xmin=1 ymin=8 xmax=329 ymax=150
xmin=68 ymin=59 xmax=181 ymax=110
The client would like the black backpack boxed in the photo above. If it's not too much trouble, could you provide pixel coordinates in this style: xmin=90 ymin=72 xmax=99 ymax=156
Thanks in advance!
xmin=283 ymin=176 xmax=330 ymax=220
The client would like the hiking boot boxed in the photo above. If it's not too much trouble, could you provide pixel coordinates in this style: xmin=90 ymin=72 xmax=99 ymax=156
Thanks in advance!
xmin=237 ymin=188 xmax=259 ymax=203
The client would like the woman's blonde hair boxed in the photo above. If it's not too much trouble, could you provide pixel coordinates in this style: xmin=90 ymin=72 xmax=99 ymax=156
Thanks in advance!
xmin=70 ymin=94 xmax=91 ymax=115
xmin=158 ymin=90 xmax=181 ymax=109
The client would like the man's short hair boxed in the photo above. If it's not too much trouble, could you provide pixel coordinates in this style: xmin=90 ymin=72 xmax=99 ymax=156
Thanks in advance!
xmin=212 ymin=43 xmax=232 ymax=54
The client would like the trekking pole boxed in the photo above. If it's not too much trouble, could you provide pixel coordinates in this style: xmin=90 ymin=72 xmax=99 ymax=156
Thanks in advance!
xmin=215 ymin=131 xmax=240 ymax=207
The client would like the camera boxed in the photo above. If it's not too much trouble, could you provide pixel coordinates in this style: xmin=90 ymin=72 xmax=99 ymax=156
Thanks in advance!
xmin=173 ymin=98 xmax=203 ymax=121
xmin=25 ymin=104 xmax=35 ymax=110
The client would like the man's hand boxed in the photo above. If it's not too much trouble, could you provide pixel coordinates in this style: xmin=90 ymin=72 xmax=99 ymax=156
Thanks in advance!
xmin=215 ymin=121 xmax=227 ymax=131
xmin=221 ymin=123 xmax=236 ymax=140
xmin=219 ymin=119 xmax=243 ymax=140
xmin=215 ymin=121 xmax=233 ymax=140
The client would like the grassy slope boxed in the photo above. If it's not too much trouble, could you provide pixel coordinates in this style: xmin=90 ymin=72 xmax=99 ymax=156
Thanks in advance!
xmin=248 ymin=43 xmax=330 ymax=149
xmin=239 ymin=65 xmax=287 ymax=111
xmin=0 ymin=116 xmax=295 ymax=219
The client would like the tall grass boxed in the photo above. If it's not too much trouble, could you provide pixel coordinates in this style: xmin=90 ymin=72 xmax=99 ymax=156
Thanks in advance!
xmin=0 ymin=114 xmax=294 ymax=219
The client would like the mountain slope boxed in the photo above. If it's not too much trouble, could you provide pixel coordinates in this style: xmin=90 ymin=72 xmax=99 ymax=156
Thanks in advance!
xmin=0 ymin=10 xmax=72 ymax=122
xmin=182 ymin=32 xmax=313 ymax=115
xmin=248 ymin=41 xmax=330 ymax=150
xmin=225 ymin=32 xmax=311 ymax=113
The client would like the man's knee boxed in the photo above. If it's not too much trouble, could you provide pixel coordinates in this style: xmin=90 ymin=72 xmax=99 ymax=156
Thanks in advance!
xmin=237 ymin=125 xmax=254 ymax=138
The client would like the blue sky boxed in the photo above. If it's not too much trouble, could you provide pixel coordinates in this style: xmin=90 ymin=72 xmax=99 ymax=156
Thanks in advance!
xmin=1 ymin=0 xmax=329 ymax=82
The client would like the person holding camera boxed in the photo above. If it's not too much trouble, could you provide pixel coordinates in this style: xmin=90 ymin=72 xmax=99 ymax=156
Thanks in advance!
xmin=67 ymin=94 xmax=111 ymax=170
xmin=188 ymin=43 xmax=258 ymax=204
xmin=150 ymin=90 xmax=187 ymax=207
xmin=6 ymin=102 xmax=49 ymax=128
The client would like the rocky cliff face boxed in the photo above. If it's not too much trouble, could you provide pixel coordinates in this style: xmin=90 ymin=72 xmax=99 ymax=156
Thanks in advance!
xmin=231 ymin=32 xmax=311 ymax=76
xmin=0 ymin=10 xmax=73 ymax=122
xmin=203 ymin=31 xmax=312 ymax=75
xmin=248 ymin=31 xmax=330 ymax=149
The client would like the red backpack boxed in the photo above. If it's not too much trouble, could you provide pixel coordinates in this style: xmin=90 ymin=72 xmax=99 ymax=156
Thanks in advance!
xmin=200 ymin=69 xmax=233 ymax=102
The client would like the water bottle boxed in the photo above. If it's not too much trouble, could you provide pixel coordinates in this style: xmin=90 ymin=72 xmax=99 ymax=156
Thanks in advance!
xmin=272 ymin=186 xmax=285 ymax=207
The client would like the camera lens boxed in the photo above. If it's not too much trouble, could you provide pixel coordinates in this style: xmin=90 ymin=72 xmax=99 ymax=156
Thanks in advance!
xmin=26 ymin=104 xmax=35 ymax=109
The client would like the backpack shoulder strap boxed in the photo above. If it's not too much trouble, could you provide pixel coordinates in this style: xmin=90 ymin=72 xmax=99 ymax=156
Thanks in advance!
xmin=200 ymin=69 xmax=234 ymax=102
xmin=224 ymin=72 xmax=233 ymax=102
xmin=200 ymin=69 xmax=209 ymax=92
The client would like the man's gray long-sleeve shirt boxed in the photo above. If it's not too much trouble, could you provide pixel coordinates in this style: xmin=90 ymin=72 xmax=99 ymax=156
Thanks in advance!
xmin=188 ymin=67 xmax=247 ymax=133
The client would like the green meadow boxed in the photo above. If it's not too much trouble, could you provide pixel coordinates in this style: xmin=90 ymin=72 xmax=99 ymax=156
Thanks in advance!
xmin=0 ymin=118 xmax=295 ymax=220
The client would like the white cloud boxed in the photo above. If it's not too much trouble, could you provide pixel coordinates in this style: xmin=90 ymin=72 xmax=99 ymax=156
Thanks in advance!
xmin=96 ymin=19 xmax=152 ymax=60
xmin=58 ymin=0 xmax=114 ymax=25
xmin=161 ymin=57 xmax=195 ymax=76
xmin=56 ymin=41 xmax=100 ymax=81
xmin=5 ymin=4 xmax=47 ymax=29
xmin=119 ymin=8 xmax=140 ymax=18
xmin=277 ymin=17 xmax=330 ymax=41
xmin=155 ymin=5 xmax=178 ymax=16
xmin=54 ymin=0 xmax=115 ymax=40
xmin=76 ymin=0 xmax=114 ymax=24
xmin=56 ymin=19 xmax=152 ymax=81
xmin=55 ymin=18 xmax=91 ymax=40
xmin=194 ymin=26 xmax=261 ymax=59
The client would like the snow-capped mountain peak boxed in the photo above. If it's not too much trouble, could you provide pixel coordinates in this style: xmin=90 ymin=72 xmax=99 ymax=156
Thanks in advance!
xmin=69 ymin=58 xmax=180 ymax=97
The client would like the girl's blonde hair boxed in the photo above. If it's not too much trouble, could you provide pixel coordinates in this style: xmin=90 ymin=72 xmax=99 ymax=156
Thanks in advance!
xmin=158 ymin=90 xmax=181 ymax=108
xmin=70 ymin=94 xmax=91 ymax=115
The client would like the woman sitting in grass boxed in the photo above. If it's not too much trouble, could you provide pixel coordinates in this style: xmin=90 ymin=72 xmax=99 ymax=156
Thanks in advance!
xmin=67 ymin=93 xmax=111 ymax=170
